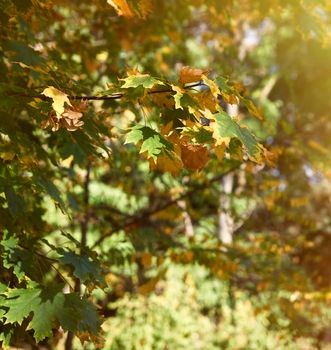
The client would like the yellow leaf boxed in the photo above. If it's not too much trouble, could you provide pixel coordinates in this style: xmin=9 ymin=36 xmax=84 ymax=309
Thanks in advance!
xmin=202 ymin=75 xmax=220 ymax=99
xmin=107 ymin=0 xmax=134 ymax=17
xmin=141 ymin=252 xmax=152 ymax=267
xmin=28 ymin=98 xmax=42 ymax=109
xmin=59 ymin=155 xmax=74 ymax=168
xmin=308 ymin=139 xmax=329 ymax=154
xmin=179 ymin=66 xmax=209 ymax=85
xmin=221 ymin=92 xmax=238 ymax=105
xmin=195 ymin=91 xmax=218 ymax=112
xmin=149 ymin=149 xmax=183 ymax=176
xmin=138 ymin=271 xmax=165 ymax=295
xmin=42 ymin=86 xmax=72 ymax=116
xmin=150 ymin=92 xmax=174 ymax=109
xmin=0 ymin=151 xmax=16 ymax=161
xmin=214 ymin=144 xmax=226 ymax=161
xmin=243 ymin=98 xmax=264 ymax=121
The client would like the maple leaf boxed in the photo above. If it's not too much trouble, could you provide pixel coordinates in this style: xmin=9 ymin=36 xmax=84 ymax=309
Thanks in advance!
xmin=210 ymin=111 xmax=264 ymax=162
xmin=42 ymin=86 xmax=72 ymax=116
xmin=149 ymin=148 xmax=183 ymax=175
xmin=120 ymin=73 xmax=165 ymax=89
xmin=41 ymin=108 xmax=84 ymax=132
xmin=2 ymin=284 xmax=101 ymax=342
xmin=149 ymin=122 xmax=183 ymax=174
xmin=179 ymin=66 xmax=209 ymax=85
xmin=139 ymin=0 xmax=153 ymax=18
xmin=59 ymin=249 xmax=104 ymax=283
xmin=171 ymin=85 xmax=198 ymax=114
xmin=150 ymin=92 xmax=175 ymax=109
xmin=180 ymin=139 xmax=210 ymax=170
xmin=202 ymin=75 xmax=220 ymax=99
xmin=107 ymin=0 xmax=134 ymax=17
xmin=2 ymin=285 xmax=65 ymax=341
xmin=125 ymin=125 xmax=173 ymax=161
xmin=242 ymin=98 xmax=264 ymax=120
xmin=171 ymin=85 xmax=184 ymax=110
xmin=215 ymin=76 xmax=239 ymax=104
xmin=214 ymin=144 xmax=226 ymax=161
xmin=182 ymin=124 xmax=213 ymax=144
xmin=61 ymin=109 xmax=84 ymax=131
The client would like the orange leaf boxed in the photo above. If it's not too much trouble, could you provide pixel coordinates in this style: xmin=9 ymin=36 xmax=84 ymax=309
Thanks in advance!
xmin=107 ymin=0 xmax=134 ymax=17
xmin=180 ymin=140 xmax=210 ymax=170
xmin=179 ymin=66 xmax=209 ymax=85
xmin=139 ymin=0 xmax=153 ymax=18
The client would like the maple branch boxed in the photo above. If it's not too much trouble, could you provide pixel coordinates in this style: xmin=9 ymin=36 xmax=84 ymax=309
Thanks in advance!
xmin=6 ymin=82 xmax=206 ymax=101
xmin=92 ymin=164 xmax=240 ymax=249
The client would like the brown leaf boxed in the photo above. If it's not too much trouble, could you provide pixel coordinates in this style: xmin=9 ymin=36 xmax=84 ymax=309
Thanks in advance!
xmin=62 ymin=109 xmax=83 ymax=120
xmin=42 ymin=108 xmax=84 ymax=132
xmin=179 ymin=66 xmax=209 ymax=85
xmin=180 ymin=140 xmax=210 ymax=170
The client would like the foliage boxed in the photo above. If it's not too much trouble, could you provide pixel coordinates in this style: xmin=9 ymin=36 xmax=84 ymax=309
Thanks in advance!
xmin=0 ymin=0 xmax=331 ymax=349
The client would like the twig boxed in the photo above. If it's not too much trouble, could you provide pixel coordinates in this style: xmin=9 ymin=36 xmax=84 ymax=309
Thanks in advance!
xmin=6 ymin=82 xmax=206 ymax=101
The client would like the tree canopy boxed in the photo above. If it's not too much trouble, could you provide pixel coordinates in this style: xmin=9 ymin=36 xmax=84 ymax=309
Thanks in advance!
xmin=1 ymin=0 xmax=331 ymax=349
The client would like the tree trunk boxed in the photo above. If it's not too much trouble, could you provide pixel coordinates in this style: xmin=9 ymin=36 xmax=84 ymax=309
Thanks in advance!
xmin=177 ymin=199 xmax=194 ymax=237
xmin=218 ymin=103 xmax=238 ymax=243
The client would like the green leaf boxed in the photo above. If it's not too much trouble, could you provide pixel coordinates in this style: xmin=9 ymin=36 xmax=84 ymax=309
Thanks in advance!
xmin=0 ymin=284 xmax=7 ymax=319
xmin=120 ymin=74 xmax=165 ymax=89
xmin=3 ymin=287 xmax=42 ymax=325
xmin=4 ymin=40 xmax=45 ymax=66
xmin=1 ymin=234 xmax=24 ymax=281
xmin=171 ymin=85 xmax=198 ymax=114
xmin=62 ymin=294 xmax=101 ymax=334
xmin=28 ymin=289 xmax=66 ymax=341
xmin=33 ymin=174 xmax=65 ymax=209
xmin=4 ymin=186 xmax=25 ymax=217
xmin=211 ymin=111 xmax=263 ymax=161
xmin=182 ymin=126 xmax=213 ymax=144
xmin=1 ymin=232 xmax=50 ymax=282
xmin=215 ymin=76 xmax=233 ymax=94
xmin=0 ymin=324 xmax=14 ymax=347
xmin=59 ymin=250 xmax=104 ymax=283
xmin=125 ymin=125 xmax=173 ymax=161
xmin=3 ymin=284 xmax=101 ymax=342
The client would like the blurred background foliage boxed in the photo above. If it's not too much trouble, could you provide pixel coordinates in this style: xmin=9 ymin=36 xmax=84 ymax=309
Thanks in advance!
xmin=1 ymin=0 xmax=331 ymax=349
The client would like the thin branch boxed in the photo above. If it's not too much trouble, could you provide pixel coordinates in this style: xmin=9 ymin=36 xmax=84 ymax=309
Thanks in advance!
xmin=6 ymin=82 xmax=206 ymax=101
